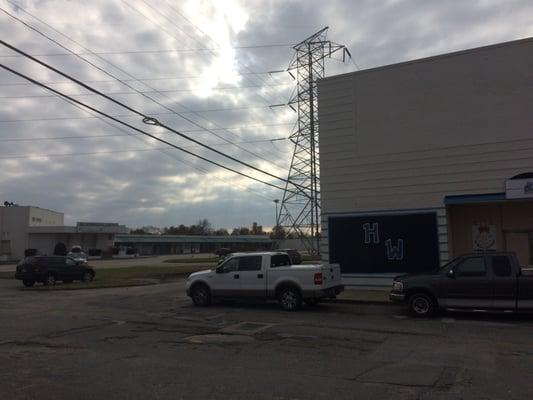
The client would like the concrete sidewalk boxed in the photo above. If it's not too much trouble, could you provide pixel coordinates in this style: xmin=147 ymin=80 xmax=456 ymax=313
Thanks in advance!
xmin=328 ymin=288 xmax=390 ymax=304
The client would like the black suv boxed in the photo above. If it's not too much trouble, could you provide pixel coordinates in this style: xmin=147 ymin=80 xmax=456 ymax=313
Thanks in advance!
xmin=15 ymin=256 xmax=95 ymax=287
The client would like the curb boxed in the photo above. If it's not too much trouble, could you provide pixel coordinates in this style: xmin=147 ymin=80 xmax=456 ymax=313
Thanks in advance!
xmin=322 ymin=298 xmax=392 ymax=305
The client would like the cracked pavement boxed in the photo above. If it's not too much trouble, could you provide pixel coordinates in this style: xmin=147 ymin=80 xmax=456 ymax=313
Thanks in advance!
xmin=1 ymin=279 xmax=533 ymax=399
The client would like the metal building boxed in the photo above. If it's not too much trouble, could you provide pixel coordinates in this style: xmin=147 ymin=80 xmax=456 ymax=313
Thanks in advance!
xmin=318 ymin=37 xmax=533 ymax=288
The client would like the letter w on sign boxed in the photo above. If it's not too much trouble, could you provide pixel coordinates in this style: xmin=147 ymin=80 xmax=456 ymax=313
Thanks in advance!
xmin=385 ymin=239 xmax=404 ymax=260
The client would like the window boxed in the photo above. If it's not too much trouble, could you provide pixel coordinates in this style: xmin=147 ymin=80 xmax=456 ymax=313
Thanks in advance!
xmin=220 ymin=258 xmax=239 ymax=273
xmin=238 ymin=256 xmax=262 ymax=271
xmin=455 ymin=257 xmax=486 ymax=277
xmin=492 ymin=256 xmax=512 ymax=277
xmin=271 ymin=254 xmax=292 ymax=268
xmin=65 ymin=258 xmax=76 ymax=266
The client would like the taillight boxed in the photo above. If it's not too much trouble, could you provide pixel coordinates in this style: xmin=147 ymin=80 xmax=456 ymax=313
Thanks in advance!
xmin=314 ymin=273 xmax=323 ymax=285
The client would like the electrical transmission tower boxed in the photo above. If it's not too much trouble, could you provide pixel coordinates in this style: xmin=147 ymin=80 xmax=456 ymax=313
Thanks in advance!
xmin=277 ymin=27 xmax=351 ymax=255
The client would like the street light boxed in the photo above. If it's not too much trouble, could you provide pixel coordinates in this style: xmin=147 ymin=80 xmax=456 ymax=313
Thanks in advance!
xmin=273 ymin=199 xmax=280 ymax=227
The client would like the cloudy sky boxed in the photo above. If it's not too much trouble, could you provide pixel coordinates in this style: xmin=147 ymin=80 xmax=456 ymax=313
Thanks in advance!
xmin=0 ymin=0 xmax=532 ymax=230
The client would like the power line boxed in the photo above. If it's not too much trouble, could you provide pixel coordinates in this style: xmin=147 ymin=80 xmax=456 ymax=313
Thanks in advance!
xmin=31 ymin=75 xmax=281 ymax=203
xmin=122 ymin=0 xmax=286 ymax=107
xmin=0 ymin=4 xmax=288 ymax=168
xmin=0 ymin=112 xmax=292 ymax=130
xmin=0 ymin=62 xmax=297 ymax=195
xmin=0 ymin=38 xmax=293 ymax=185
xmin=0 ymin=106 xmax=288 ymax=124
xmin=0 ymin=82 xmax=292 ymax=99
xmin=0 ymin=132 xmax=288 ymax=145
xmin=0 ymin=51 xmax=280 ymax=204
xmin=0 ymin=72 xmax=291 ymax=86
xmin=0 ymin=147 xmax=159 ymax=159
xmin=0 ymin=43 xmax=295 ymax=57
xmin=119 ymin=0 xmax=292 ymax=162
xmin=162 ymin=0 xmax=289 ymax=105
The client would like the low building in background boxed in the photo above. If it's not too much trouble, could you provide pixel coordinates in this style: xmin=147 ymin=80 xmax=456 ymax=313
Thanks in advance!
xmin=0 ymin=205 xmax=128 ymax=261
xmin=114 ymin=234 xmax=273 ymax=256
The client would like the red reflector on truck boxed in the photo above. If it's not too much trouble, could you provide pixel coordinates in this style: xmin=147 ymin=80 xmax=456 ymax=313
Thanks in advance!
xmin=314 ymin=273 xmax=323 ymax=285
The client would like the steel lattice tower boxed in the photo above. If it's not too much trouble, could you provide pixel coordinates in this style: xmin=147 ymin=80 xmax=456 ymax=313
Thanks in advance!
xmin=277 ymin=27 xmax=351 ymax=255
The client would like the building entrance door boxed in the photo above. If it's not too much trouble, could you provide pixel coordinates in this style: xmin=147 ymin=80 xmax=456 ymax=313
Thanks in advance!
xmin=504 ymin=232 xmax=532 ymax=267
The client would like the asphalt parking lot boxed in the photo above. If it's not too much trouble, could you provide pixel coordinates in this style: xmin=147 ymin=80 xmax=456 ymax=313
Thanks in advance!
xmin=1 ymin=278 xmax=533 ymax=400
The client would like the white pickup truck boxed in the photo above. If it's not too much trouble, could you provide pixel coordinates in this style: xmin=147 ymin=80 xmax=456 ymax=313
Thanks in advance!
xmin=186 ymin=252 xmax=344 ymax=311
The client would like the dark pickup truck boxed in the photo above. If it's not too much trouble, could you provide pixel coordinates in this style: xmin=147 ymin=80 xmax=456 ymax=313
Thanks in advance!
xmin=390 ymin=252 xmax=533 ymax=317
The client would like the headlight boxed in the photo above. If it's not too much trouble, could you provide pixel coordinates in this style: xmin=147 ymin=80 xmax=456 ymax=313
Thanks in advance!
xmin=392 ymin=281 xmax=404 ymax=292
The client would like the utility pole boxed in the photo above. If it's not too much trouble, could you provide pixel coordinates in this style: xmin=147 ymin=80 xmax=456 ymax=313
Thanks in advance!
xmin=277 ymin=27 xmax=351 ymax=255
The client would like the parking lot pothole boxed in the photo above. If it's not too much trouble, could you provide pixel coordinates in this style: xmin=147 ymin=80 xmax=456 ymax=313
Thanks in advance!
xmin=183 ymin=334 xmax=256 ymax=344
xmin=219 ymin=321 xmax=275 ymax=335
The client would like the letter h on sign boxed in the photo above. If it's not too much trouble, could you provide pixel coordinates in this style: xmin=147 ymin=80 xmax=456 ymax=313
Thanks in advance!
xmin=363 ymin=222 xmax=380 ymax=244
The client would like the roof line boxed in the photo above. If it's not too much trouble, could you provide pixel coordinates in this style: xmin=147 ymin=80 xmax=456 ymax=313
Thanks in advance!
xmin=320 ymin=36 xmax=533 ymax=81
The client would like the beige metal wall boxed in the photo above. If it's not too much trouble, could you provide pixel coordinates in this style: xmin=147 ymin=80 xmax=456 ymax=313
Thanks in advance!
xmin=318 ymin=38 xmax=533 ymax=272
xmin=318 ymin=37 xmax=533 ymax=214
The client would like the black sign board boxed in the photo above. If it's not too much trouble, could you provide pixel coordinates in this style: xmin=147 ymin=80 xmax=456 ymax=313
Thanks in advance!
xmin=328 ymin=212 xmax=440 ymax=274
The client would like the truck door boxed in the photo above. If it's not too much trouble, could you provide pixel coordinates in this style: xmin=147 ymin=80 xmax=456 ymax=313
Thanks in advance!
xmin=237 ymin=255 xmax=265 ymax=297
xmin=490 ymin=255 xmax=517 ymax=309
xmin=211 ymin=257 xmax=241 ymax=297
xmin=441 ymin=255 xmax=492 ymax=308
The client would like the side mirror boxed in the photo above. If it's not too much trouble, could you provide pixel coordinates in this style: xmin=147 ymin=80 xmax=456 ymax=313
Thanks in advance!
xmin=446 ymin=269 xmax=455 ymax=278
xmin=517 ymin=268 xmax=522 ymax=277
xmin=216 ymin=266 xmax=223 ymax=274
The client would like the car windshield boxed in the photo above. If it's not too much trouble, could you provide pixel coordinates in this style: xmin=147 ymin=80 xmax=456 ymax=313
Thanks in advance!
xmin=217 ymin=254 xmax=232 ymax=265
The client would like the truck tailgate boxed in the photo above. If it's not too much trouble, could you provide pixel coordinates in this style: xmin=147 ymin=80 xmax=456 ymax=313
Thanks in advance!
xmin=320 ymin=263 xmax=342 ymax=288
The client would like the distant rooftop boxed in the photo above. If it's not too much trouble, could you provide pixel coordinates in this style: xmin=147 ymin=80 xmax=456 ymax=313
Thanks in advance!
xmin=115 ymin=234 xmax=272 ymax=244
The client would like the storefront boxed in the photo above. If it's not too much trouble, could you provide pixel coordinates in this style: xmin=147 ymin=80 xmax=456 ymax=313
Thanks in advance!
xmin=447 ymin=175 xmax=533 ymax=266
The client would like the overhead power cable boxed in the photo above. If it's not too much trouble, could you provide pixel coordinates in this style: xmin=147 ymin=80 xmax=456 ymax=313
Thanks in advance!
xmin=0 ymin=133 xmax=288 ymax=145
xmin=0 ymin=4 xmax=287 ymax=168
xmin=0 ymin=106 xmax=287 ymax=122
xmin=0 ymin=82 xmax=292 ymax=98
xmin=29 ymin=73 xmax=280 ymax=203
xmin=0 ymin=72 xmax=287 ymax=86
xmin=0 ymin=38 xmax=297 ymax=188
xmin=0 ymin=62 xmax=296 ymax=195
xmin=0 ymin=48 xmax=280 ymax=204
xmin=122 ymin=0 xmax=286 ymax=107
xmin=0 ymin=43 xmax=294 ymax=57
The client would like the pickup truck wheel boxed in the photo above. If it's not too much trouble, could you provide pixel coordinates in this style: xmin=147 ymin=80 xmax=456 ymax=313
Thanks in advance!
xmin=191 ymin=284 xmax=211 ymax=306
xmin=408 ymin=293 xmax=435 ymax=317
xmin=22 ymin=279 xmax=35 ymax=287
xmin=278 ymin=287 xmax=302 ymax=311
xmin=43 ymin=273 xmax=56 ymax=286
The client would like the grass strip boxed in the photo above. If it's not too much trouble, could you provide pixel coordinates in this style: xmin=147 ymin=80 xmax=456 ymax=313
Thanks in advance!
xmin=3 ymin=264 xmax=213 ymax=290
